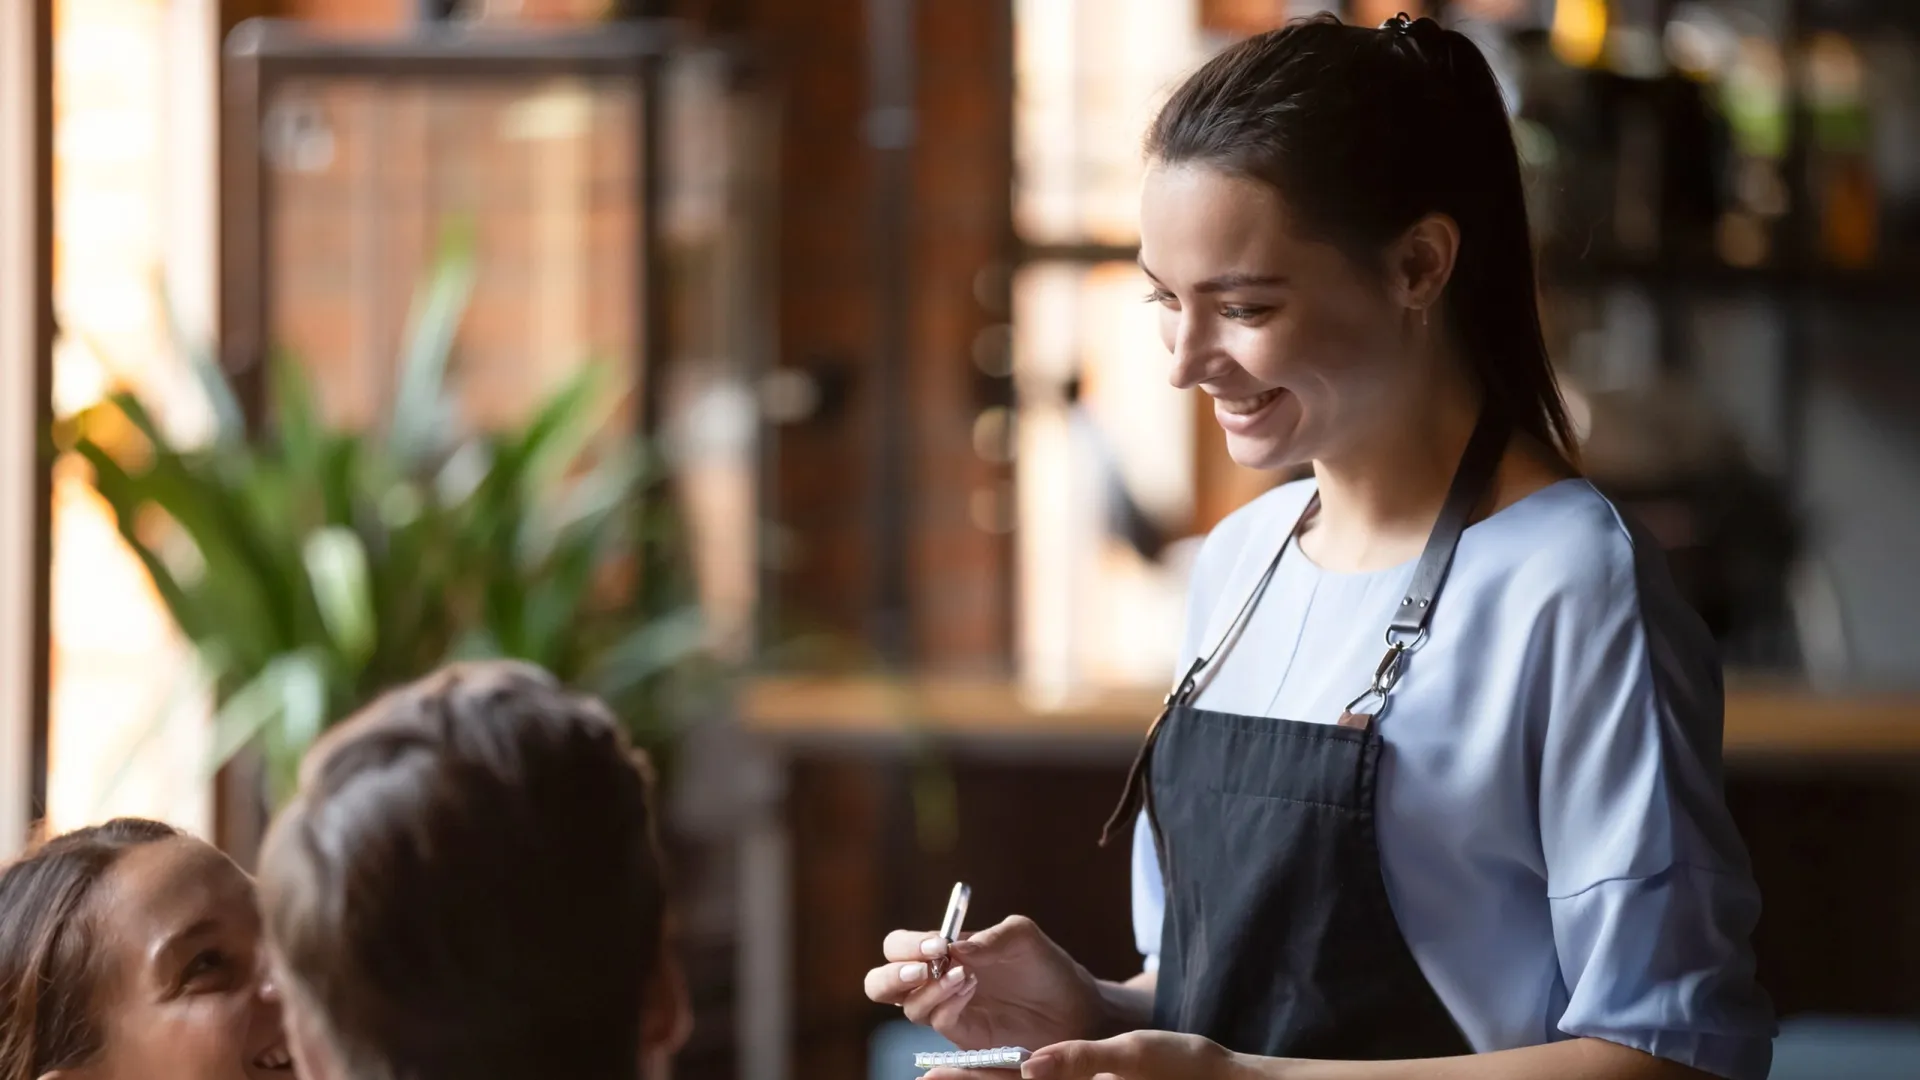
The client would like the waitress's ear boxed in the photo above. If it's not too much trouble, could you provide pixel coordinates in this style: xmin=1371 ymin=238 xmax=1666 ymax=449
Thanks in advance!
xmin=1387 ymin=212 xmax=1460 ymax=313
xmin=641 ymin=952 xmax=694 ymax=1064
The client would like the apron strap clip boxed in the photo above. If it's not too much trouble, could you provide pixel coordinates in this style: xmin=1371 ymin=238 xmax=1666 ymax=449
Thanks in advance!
xmin=1345 ymin=636 xmax=1418 ymax=722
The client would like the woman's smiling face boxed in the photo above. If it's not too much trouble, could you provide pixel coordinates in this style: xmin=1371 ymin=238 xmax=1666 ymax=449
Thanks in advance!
xmin=58 ymin=836 xmax=295 ymax=1080
xmin=1140 ymin=162 xmax=1419 ymax=472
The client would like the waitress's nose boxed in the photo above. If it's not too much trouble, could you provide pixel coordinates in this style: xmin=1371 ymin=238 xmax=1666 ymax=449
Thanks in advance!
xmin=1166 ymin=314 xmax=1218 ymax=391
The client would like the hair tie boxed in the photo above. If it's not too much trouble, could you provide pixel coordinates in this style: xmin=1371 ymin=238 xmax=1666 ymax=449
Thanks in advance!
xmin=1380 ymin=12 xmax=1451 ymax=68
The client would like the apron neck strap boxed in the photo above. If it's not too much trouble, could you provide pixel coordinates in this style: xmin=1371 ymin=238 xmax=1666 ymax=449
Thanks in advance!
xmin=1097 ymin=408 xmax=1510 ymax=848
xmin=1387 ymin=409 xmax=1511 ymax=642
xmin=1095 ymin=489 xmax=1317 ymax=849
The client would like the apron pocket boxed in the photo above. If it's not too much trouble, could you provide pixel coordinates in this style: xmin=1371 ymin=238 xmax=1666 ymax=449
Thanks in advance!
xmin=1166 ymin=707 xmax=1373 ymax=811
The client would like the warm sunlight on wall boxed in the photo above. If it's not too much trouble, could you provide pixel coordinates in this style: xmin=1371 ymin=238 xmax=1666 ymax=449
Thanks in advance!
xmin=1012 ymin=1 xmax=1206 ymax=701
xmin=47 ymin=0 xmax=215 ymax=837
xmin=1014 ymin=262 xmax=1195 ymax=702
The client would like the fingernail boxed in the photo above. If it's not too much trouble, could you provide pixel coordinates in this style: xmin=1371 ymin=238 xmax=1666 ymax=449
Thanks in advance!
xmin=920 ymin=937 xmax=947 ymax=958
xmin=900 ymin=963 xmax=927 ymax=984
xmin=943 ymin=965 xmax=967 ymax=984
xmin=1021 ymin=1058 xmax=1055 ymax=1080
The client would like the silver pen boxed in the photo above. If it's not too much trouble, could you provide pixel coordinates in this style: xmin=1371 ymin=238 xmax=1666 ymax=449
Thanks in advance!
xmin=927 ymin=882 xmax=971 ymax=982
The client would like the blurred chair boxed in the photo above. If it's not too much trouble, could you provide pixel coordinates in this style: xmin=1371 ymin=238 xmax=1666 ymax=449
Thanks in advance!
xmin=1770 ymin=1015 xmax=1920 ymax=1080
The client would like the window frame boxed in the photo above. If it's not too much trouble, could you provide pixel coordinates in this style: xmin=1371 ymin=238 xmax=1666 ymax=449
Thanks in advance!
xmin=0 ymin=0 xmax=54 ymax=857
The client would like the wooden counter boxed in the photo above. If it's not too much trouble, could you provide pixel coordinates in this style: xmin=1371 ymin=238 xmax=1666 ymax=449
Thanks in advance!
xmin=730 ymin=676 xmax=1920 ymax=1080
xmin=738 ymin=675 xmax=1920 ymax=758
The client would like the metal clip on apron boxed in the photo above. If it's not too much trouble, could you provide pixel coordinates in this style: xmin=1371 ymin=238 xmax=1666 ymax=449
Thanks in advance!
xmin=1100 ymin=411 xmax=1510 ymax=1061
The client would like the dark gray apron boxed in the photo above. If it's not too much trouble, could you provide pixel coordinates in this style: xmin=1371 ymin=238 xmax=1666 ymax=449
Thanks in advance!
xmin=1101 ymin=412 xmax=1510 ymax=1060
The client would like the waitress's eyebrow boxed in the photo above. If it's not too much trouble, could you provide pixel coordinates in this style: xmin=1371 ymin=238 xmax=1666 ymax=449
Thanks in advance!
xmin=1137 ymin=259 xmax=1287 ymax=293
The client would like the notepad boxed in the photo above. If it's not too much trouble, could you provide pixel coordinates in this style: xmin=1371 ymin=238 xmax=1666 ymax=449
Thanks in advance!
xmin=914 ymin=1046 xmax=1031 ymax=1070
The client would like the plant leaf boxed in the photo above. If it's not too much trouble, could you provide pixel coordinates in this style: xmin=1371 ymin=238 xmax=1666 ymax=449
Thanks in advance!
xmin=583 ymin=605 xmax=707 ymax=702
xmin=390 ymin=220 xmax=479 ymax=468
xmin=102 ymin=649 xmax=221 ymax=807
xmin=303 ymin=526 xmax=375 ymax=669
xmin=74 ymin=437 xmax=218 ymax=643
xmin=155 ymin=271 xmax=246 ymax=449
xmin=77 ymin=415 xmax=291 ymax=671
xmin=203 ymin=650 xmax=329 ymax=784
xmin=516 ymin=361 xmax=628 ymax=496
xmin=269 ymin=652 xmax=329 ymax=804
xmin=269 ymin=349 xmax=324 ymax=481
xmin=204 ymin=666 xmax=288 ymax=778
xmin=517 ymin=440 xmax=646 ymax=569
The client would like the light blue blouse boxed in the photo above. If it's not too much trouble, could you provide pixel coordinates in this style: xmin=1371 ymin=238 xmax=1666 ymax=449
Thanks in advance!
xmin=1131 ymin=478 xmax=1776 ymax=1080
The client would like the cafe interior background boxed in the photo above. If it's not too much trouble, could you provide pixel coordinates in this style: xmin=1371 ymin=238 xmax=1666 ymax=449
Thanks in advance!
xmin=3 ymin=0 xmax=1919 ymax=1076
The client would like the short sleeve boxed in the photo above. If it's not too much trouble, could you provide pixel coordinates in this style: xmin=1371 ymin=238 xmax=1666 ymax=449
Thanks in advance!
xmin=1534 ymin=525 xmax=1776 ymax=1080
xmin=1131 ymin=811 xmax=1164 ymax=973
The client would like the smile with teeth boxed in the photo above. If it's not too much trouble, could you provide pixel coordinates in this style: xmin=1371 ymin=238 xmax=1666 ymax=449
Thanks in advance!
xmin=1214 ymin=387 xmax=1284 ymax=416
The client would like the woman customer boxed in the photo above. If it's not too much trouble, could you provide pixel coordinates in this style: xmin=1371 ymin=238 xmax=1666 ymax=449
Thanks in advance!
xmin=0 ymin=818 xmax=295 ymax=1080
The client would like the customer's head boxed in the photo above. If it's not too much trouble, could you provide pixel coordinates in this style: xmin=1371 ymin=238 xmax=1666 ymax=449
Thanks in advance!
xmin=258 ymin=661 xmax=688 ymax=1080
xmin=0 ymin=818 xmax=293 ymax=1080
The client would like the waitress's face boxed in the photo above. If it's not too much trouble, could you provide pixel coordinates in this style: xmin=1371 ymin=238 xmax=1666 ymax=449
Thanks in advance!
xmin=1139 ymin=162 xmax=1410 ymax=471
xmin=57 ymin=837 xmax=295 ymax=1080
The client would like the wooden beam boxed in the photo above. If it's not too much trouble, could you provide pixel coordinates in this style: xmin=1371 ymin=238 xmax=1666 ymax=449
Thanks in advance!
xmin=0 ymin=0 xmax=53 ymax=856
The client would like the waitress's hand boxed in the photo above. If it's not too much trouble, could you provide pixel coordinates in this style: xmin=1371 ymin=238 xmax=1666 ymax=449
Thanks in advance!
xmin=863 ymin=915 xmax=1107 ymax=1053
xmin=1017 ymin=1030 xmax=1248 ymax=1080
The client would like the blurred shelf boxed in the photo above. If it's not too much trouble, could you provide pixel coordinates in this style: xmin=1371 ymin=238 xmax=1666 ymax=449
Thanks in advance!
xmin=737 ymin=676 xmax=1154 ymax=759
xmin=1011 ymin=243 xmax=1920 ymax=304
xmin=1539 ymin=255 xmax=1920 ymax=302
xmin=738 ymin=675 xmax=1920 ymax=759
xmin=225 ymin=17 xmax=682 ymax=74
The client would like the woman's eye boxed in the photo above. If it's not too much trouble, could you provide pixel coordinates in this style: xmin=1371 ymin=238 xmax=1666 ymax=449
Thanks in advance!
xmin=1142 ymin=288 xmax=1176 ymax=306
xmin=182 ymin=949 xmax=234 ymax=988
xmin=1220 ymin=304 xmax=1271 ymax=322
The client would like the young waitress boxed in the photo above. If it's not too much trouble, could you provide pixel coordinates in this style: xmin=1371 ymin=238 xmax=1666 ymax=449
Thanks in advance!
xmin=868 ymin=14 xmax=1774 ymax=1080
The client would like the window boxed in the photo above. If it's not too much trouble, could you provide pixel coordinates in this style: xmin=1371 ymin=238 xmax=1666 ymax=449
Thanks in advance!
xmin=1011 ymin=0 xmax=1290 ymax=698
xmin=44 ymin=0 xmax=221 ymax=837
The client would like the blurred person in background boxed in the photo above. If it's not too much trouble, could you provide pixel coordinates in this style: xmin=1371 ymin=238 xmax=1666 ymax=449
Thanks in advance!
xmin=0 ymin=819 xmax=296 ymax=1080
xmin=870 ymin=14 xmax=1772 ymax=1080
xmin=257 ymin=661 xmax=690 ymax=1080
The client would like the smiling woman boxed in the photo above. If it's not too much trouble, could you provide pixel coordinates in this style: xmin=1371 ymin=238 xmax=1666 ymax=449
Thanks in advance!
xmin=0 ymin=819 xmax=294 ymax=1080
xmin=873 ymin=13 xmax=1774 ymax=1080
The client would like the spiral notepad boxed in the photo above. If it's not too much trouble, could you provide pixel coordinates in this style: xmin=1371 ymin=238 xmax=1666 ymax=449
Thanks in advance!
xmin=914 ymin=1046 xmax=1031 ymax=1070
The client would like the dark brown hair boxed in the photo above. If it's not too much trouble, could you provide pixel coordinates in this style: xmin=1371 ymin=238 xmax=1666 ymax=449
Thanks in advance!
xmin=1148 ymin=14 xmax=1578 ymax=462
xmin=259 ymin=661 xmax=668 ymax=1080
xmin=0 ymin=818 xmax=183 ymax=1080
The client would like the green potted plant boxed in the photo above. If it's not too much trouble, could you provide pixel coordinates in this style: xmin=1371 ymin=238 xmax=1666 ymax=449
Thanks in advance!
xmin=64 ymin=224 xmax=710 ymax=805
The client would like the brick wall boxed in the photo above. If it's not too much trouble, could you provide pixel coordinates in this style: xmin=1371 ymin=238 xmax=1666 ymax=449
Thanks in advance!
xmin=257 ymin=0 xmax=1018 ymax=672
xmin=907 ymin=0 xmax=1015 ymax=670
xmin=273 ymin=92 xmax=640 ymax=429
xmin=695 ymin=2 xmax=1019 ymax=1075
xmin=719 ymin=0 xmax=1016 ymax=672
